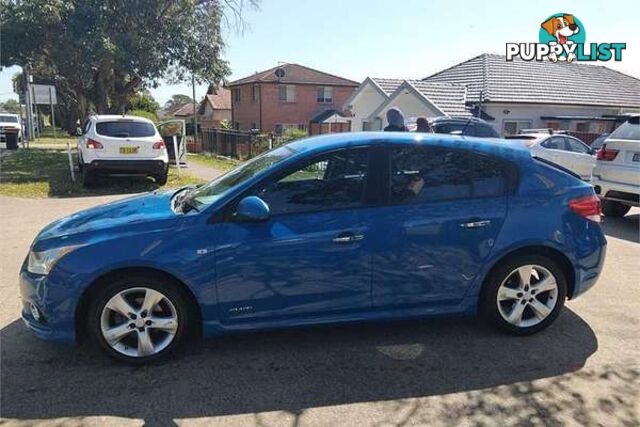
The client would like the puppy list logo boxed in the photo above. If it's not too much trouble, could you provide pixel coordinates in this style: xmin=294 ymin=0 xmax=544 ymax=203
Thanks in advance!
xmin=506 ymin=13 xmax=625 ymax=63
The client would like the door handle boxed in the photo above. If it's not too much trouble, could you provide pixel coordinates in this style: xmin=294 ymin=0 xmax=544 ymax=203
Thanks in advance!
xmin=332 ymin=232 xmax=365 ymax=243
xmin=459 ymin=220 xmax=491 ymax=229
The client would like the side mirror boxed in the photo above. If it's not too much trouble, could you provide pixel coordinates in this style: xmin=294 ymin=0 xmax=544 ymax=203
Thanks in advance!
xmin=236 ymin=196 xmax=270 ymax=222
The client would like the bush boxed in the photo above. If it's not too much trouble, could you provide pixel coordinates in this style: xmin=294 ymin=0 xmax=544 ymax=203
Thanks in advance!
xmin=129 ymin=109 xmax=158 ymax=123
xmin=282 ymin=128 xmax=308 ymax=142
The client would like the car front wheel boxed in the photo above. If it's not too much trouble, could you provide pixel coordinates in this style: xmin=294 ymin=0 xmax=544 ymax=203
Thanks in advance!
xmin=481 ymin=255 xmax=567 ymax=335
xmin=88 ymin=275 xmax=191 ymax=363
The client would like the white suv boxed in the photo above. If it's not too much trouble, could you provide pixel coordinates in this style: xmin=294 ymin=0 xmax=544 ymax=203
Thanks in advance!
xmin=78 ymin=115 xmax=168 ymax=187
xmin=592 ymin=115 xmax=640 ymax=217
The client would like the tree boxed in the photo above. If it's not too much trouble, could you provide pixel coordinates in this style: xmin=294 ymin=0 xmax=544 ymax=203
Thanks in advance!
xmin=0 ymin=99 xmax=21 ymax=114
xmin=127 ymin=90 xmax=160 ymax=114
xmin=1 ymin=0 xmax=258 ymax=123
xmin=164 ymin=94 xmax=194 ymax=114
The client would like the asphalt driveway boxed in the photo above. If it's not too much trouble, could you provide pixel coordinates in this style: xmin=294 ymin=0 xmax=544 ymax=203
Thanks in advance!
xmin=0 ymin=195 xmax=638 ymax=426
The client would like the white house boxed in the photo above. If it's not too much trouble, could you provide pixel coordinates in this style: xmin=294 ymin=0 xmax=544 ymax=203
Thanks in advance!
xmin=343 ymin=78 xmax=469 ymax=131
xmin=423 ymin=53 xmax=640 ymax=139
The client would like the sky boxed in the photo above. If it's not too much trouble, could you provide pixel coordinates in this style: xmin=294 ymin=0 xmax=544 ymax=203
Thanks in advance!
xmin=1 ymin=0 xmax=639 ymax=105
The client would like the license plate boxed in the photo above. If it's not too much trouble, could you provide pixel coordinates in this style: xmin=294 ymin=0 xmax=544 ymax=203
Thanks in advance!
xmin=633 ymin=153 xmax=640 ymax=162
xmin=119 ymin=146 xmax=139 ymax=154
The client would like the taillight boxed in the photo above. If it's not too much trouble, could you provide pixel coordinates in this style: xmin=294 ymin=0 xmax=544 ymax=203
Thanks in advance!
xmin=152 ymin=140 xmax=166 ymax=150
xmin=86 ymin=139 xmax=103 ymax=149
xmin=569 ymin=195 xmax=602 ymax=222
xmin=596 ymin=143 xmax=618 ymax=161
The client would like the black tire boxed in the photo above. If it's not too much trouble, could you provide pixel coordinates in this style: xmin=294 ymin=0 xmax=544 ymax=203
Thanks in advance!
xmin=601 ymin=200 xmax=631 ymax=218
xmin=81 ymin=168 xmax=96 ymax=188
xmin=154 ymin=170 xmax=168 ymax=186
xmin=87 ymin=274 xmax=193 ymax=364
xmin=480 ymin=254 xmax=567 ymax=336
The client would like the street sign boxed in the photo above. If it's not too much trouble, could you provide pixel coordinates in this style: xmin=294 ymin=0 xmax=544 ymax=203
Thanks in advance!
xmin=31 ymin=84 xmax=57 ymax=105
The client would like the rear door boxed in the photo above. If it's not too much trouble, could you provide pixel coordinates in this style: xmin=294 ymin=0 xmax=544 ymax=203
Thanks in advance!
xmin=370 ymin=144 xmax=509 ymax=308
xmin=538 ymin=136 xmax=574 ymax=171
xmin=565 ymin=136 xmax=595 ymax=180
xmin=94 ymin=119 xmax=159 ymax=159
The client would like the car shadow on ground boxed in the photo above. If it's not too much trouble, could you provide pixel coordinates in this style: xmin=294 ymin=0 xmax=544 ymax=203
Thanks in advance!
xmin=601 ymin=213 xmax=639 ymax=243
xmin=4 ymin=309 xmax=635 ymax=426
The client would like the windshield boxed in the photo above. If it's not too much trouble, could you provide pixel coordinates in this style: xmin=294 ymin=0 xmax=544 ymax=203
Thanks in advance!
xmin=0 ymin=115 xmax=19 ymax=123
xmin=187 ymin=146 xmax=296 ymax=208
xmin=96 ymin=121 xmax=156 ymax=138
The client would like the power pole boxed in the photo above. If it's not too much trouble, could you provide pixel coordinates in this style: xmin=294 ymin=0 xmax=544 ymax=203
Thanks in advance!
xmin=191 ymin=74 xmax=198 ymax=145
xmin=24 ymin=66 xmax=35 ymax=142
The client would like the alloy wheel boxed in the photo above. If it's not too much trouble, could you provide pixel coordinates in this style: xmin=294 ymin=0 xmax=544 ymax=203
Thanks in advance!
xmin=100 ymin=287 xmax=178 ymax=358
xmin=496 ymin=265 xmax=559 ymax=328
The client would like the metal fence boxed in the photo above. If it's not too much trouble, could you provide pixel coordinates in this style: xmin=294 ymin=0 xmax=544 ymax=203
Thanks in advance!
xmin=187 ymin=128 xmax=288 ymax=159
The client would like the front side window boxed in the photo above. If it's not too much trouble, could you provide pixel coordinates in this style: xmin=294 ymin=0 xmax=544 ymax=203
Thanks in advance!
xmin=278 ymin=85 xmax=295 ymax=102
xmin=95 ymin=121 xmax=156 ymax=138
xmin=252 ymin=148 xmax=370 ymax=215
xmin=189 ymin=146 xmax=295 ymax=208
xmin=317 ymin=86 xmax=333 ymax=103
xmin=389 ymin=145 xmax=506 ymax=204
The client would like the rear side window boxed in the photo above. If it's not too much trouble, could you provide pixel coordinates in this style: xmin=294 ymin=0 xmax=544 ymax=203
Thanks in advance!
xmin=541 ymin=137 xmax=566 ymax=150
xmin=96 ymin=121 xmax=156 ymax=138
xmin=389 ymin=145 xmax=506 ymax=204
xmin=566 ymin=138 xmax=590 ymax=154
xmin=609 ymin=118 xmax=640 ymax=140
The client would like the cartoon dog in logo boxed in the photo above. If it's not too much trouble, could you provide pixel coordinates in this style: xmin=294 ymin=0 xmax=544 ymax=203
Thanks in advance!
xmin=541 ymin=14 xmax=580 ymax=62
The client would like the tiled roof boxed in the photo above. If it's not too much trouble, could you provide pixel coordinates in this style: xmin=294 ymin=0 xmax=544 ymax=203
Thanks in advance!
xmin=371 ymin=78 xmax=405 ymax=95
xmin=408 ymin=81 xmax=471 ymax=117
xmin=173 ymin=103 xmax=195 ymax=116
xmin=228 ymin=63 xmax=359 ymax=87
xmin=423 ymin=53 xmax=640 ymax=108
xmin=204 ymin=88 xmax=231 ymax=110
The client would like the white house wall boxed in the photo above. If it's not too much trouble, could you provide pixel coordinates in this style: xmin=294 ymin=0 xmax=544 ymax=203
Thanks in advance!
xmin=369 ymin=92 xmax=445 ymax=130
xmin=485 ymin=103 xmax=640 ymax=135
xmin=345 ymin=82 xmax=388 ymax=131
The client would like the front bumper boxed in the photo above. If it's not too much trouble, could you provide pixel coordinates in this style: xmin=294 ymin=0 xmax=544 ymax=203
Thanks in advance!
xmin=19 ymin=266 xmax=78 ymax=344
xmin=83 ymin=159 xmax=168 ymax=176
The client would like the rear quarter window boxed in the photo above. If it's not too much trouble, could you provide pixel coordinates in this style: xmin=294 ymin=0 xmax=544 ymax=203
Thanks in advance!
xmin=608 ymin=118 xmax=640 ymax=141
xmin=96 ymin=121 xmax=156 ymax=138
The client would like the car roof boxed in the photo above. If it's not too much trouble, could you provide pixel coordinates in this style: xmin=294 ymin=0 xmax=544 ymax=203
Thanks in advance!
xmin=286 ymin=131 xmax=530 ymax=162
xmin=91 ymin=114 xmax=155 ymax=124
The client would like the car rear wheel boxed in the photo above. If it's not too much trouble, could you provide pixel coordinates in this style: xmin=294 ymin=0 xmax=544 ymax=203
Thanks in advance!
xmin=154 ymin=170 xmax=168 ymax=186
xmin=88 ymin=275 xmax=191 ymax=363
xmin=601 ymin=200 xmax=631 ymax=217
xmin=81 ymin=168 xmax=96 ymax=188
xmin=481 ymin=255 xmax=567 ymax=335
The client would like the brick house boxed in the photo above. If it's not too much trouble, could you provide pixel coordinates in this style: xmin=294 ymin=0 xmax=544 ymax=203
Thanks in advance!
xmin=173 ymin=87 xmax=231 ymax=129
xmin=226 ymin=63 xmax=359 ymax=133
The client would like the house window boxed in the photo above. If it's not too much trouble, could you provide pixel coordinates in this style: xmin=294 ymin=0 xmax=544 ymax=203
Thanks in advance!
xmin=317 ymin=86 xmax=333 ymax=103
xmin=233 ymin=88 xmax=241 ymax=103
xmin=279 ymin=85 xmax=295 ymax=103
xmin=575 ymin=122 xmax=589 ymax=132
xmin=502 ymin=120 xmax=532 ymax=136
xmin=546 ymin=121 xmax=561 ymax=130
xmin=252 ymin=85 xmax=259 ymax=102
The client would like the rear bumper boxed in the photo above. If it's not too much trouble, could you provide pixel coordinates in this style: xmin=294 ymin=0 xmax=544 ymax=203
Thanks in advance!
xmin=592 ymin=176 xmax=640 ymax=206
xmin=83 ymin=159 xmax=168 ymax=176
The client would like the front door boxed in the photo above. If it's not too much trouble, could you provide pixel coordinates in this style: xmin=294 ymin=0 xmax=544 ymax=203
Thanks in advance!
xmin=371 ymin=144 xmax=509 ymax=308
xmin=215 ymin=147 xmax=375 ymax=322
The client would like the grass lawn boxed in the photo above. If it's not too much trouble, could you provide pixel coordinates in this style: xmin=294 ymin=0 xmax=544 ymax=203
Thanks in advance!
xmin=0 ymin=148 xmax=205 ymax=199
xmin=30 ymin=136 xmax=78 ymax=146
xmin=187 ymin=153 xmax=241 ymax=172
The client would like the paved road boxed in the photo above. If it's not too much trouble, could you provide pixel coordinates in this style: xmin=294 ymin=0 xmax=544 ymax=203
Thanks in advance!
xmin=0 ymin=195 xmax=638 ymax=427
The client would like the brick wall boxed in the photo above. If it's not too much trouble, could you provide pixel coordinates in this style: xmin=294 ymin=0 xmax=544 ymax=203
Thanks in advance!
xmin=231 ymin=83 xmax=356 ymax=132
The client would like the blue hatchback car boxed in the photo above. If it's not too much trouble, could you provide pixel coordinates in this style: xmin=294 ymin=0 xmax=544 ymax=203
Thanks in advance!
xmin=20 ymin=133 xmax=606 ymax=363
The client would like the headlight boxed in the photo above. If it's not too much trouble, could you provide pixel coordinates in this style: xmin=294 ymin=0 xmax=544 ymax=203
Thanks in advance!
xmin=28 ymin=245 xmax=85 ymax=275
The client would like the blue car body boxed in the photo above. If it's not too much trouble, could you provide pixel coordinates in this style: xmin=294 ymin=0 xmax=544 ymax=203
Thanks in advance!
xmin=19 ymin=132 xmax=606 ymax=344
